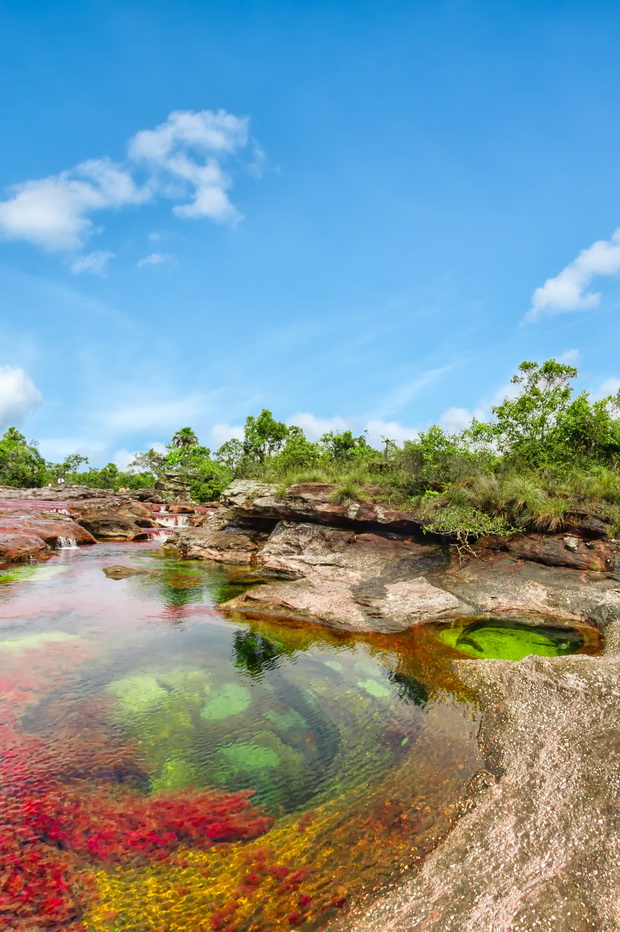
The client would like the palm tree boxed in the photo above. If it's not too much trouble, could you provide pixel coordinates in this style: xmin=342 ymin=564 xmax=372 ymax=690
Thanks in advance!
xmin=171 ymin=427 xmax=199 ymax=448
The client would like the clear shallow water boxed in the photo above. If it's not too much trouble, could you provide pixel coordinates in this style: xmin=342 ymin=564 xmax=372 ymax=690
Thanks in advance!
xmin=0 ymin=544 xmax=598 ymax=932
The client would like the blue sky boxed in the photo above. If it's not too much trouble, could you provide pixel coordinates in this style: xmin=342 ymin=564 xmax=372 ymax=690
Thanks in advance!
xmin=1 ymin=0 xmax=620 ymax=466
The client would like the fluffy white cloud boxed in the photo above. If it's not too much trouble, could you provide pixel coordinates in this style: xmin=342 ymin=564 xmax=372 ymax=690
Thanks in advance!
xmin=287 ymin=412 xmax=349 ymax=440
xmin=0 ymin=109 xmax=256 ymax=255
xmin=0 ymin=159 xmax=147 ymax=252
xmin=287 ymin=412 xmax=418 ymax=447
xmin=137 ymin=252 xmax=176 ymax=268
xmin=363 ymin=419 xmax=418 ymax=446
xmin=594 ymin=377 xmax=620 ymax=400
xmin=128 ymin=109 xmax=249 ymax=223
xmin=528 ymin=229 xmax=620 ymax=320
xmin=0 ymin=365 xmax=42 ymax=427
xmin=70 ymin=249 xmax=115 ymax=275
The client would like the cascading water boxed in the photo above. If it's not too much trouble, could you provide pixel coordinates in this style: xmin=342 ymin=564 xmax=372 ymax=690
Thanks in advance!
xmin=156 ymin=515 xmax=189 ymax=529
xmin=56 ymin=537 xmax=78 ymax=549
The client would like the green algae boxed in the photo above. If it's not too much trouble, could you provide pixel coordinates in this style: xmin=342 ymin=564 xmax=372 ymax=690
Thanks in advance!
xmin=0 ymin=564 xmax=67 ymax=584
xmin=354 ymin=659 xmax=383 ymax=679
xmin=218 ymin=742 xmax=280 ymax=771
xmin=357 ymin=677 xmax=392 ymax=699
xmin=265 ymin=707 xmax=307 ymax=731
xmin=0 ymin=631 xmax=77 ymax=653
xmin=200 ymin=683 xmax=251 ymax=721
xmin=438 ymin=618 xmax=583 ymax=661
xmin=108 ymin=673 xmax=168 ymax=716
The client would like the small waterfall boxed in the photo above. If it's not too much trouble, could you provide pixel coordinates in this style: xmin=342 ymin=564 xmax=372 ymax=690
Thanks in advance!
xmin=52 ymin=508 xmax=70 ymax=516
xmin=145 ymin=528 xmax=173 ymax=542
xmin=56 ymin=537 xmax=78 ymax=549
xmin=155 ymin=514 xmax=189 ymax=529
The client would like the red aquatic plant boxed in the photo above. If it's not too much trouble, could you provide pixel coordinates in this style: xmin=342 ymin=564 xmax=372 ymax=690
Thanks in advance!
xmin=0 ymin=727 xmax=272 ymax=930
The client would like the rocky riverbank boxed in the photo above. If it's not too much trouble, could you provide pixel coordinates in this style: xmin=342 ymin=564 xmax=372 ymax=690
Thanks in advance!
xmin=163 ymin=479 xmax=620 ymax=931
xmin=0 ymin=484 xmax=205 ymax=561
xmin=2 ymin=479 xmax=619 ymax=930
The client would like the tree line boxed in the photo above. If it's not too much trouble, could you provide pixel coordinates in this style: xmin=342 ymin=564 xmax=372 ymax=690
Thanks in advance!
xmin=2 ymin=360 xmax=620 ymax=539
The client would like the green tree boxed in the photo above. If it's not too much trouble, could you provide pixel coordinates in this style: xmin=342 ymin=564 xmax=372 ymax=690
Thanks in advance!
xmin=171 ymin=427 xmax=199 ymax=448
xmin=243 ymin=410 xmax=289 ymax=463
xmin=215 ymin=438 xmax=245 ymax=472
xmin=0 ymin=428 xmax=47 ymax=488
xmin=272 ymin=426 xmax=320 ymax=471
xmin=469 ymin=360 xmax=579 ymax=467
xmin=320 ymin=429 xmax=374 ymax=461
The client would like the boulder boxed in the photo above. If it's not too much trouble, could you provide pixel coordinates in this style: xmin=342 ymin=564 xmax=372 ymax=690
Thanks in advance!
xmin=0 ymin=516 xmax=95 ymax=548
xmin=103 ymin=565 xmax=151 ymax=579
xmin=501 ymin=534 xmax=613 ymax=572
xmin=68 ymin=500 xmax=154 ymax=541
xmin=0 ymin=532 xmax=51 ymax=563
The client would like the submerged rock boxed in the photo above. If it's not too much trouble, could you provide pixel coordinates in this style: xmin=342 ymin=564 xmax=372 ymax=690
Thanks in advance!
xmin=103 ymin=565 xmax=150 ymax=579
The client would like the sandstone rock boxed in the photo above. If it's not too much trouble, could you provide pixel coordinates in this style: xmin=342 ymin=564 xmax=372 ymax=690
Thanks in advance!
xmin=221 ymin=479 xmax=426 ymax=534
xmin=68 ymin=500 xmax=154 ymax=541
xmin=564 ymin=512 xmax=610 ymax=539
xmin=103 ymin=565 xmax=150 ymax=579
xmin=331 ymin=651 xmax=620 ymax=932
xmin=220 ymin=577 xmax=372 ymax=630
xmin=502 ymin=534 xmax=613 ymax=571
xmin=0 ymin=516 xmax=95 ymax=548
xmin=168 ymin=527 xmax=260 ymax=563
xmin=0 ymin=532 xmax=51 ymax=563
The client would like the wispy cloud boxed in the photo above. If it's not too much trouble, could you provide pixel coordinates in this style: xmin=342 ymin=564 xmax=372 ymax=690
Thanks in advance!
xmin=0 ymin=109 xmax=257 ymax=262
xmin=0 ymin=364 xmax=42 ymax=428
xmin=70 ymin=250 xmax=115 ymax=276
xmin=137 ymin=252 xmax=176 ymax=268
xmin=527 ymin=229 xmax=620 ymax=321
xmin=369 ymin=365 xmax=455 ymax=420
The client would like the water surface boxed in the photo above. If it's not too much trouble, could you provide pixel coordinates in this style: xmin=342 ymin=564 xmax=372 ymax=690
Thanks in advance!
xmin=0 ymin=543 xmax=597 ymax=931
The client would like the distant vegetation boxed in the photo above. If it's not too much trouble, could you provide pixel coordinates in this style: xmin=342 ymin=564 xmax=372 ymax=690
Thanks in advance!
xmin=2 ymin=360 xmax=620 ymax=541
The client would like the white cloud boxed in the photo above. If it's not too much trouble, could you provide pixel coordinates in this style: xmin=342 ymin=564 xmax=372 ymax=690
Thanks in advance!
xmin=98 ymin=395 xmax=206 ymax=432
xmin=0 ymin=109 xmax=257 ymax=256
xmin=593 ymin=377 xmax=620 ymax=400
xmin=556 ymin=348 xmax=581 ymax=364
xmin=36 ymin=437 xmax=107 ymax=461
xmin=0 ymin=158 xmax=147 ymax=252
xmin=373 ymin=366 xmax=453 ymax=418
xmin=287 ymin=413 xmax=349 ymax=440
xmin=364 ymin=419 xmax=418 ymax=446
xmin=0 ymin=365 xmax=42 ymax=427
xmin=70 ymin=249 xmax=115 ymax=276
xmin=287 ymin=412 xmax=418 ymax=447
xmin=128 ymin=109 xmax=250 ymax=223
xmin=137 ymin=252 xmax=176 ymax=268
xmin=528 ymin=229 xmax=620 ymax=320
xmin=209 ymin=423 xmax=244 ymax=448
xmin=113 ymin=449 xmax=136 ymax=470
xmin=438 ymin=407 xmax=479 ymax=432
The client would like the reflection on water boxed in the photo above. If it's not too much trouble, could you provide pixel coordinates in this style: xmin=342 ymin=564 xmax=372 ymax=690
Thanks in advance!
xmin=0 ymin=544 xmax=597 ymax=931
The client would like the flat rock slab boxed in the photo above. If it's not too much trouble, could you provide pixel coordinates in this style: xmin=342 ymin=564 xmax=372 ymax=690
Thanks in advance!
xmin=330 ymin=651 xmax=620 ymax=932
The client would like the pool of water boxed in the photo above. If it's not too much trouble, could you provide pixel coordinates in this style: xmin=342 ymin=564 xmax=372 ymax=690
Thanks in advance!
xmin=0 ymin=543 xmax=599 ymax=931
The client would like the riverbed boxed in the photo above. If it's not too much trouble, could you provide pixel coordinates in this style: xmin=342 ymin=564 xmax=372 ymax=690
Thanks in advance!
xmin=0 ymin=541 xmax=597 ymax=931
